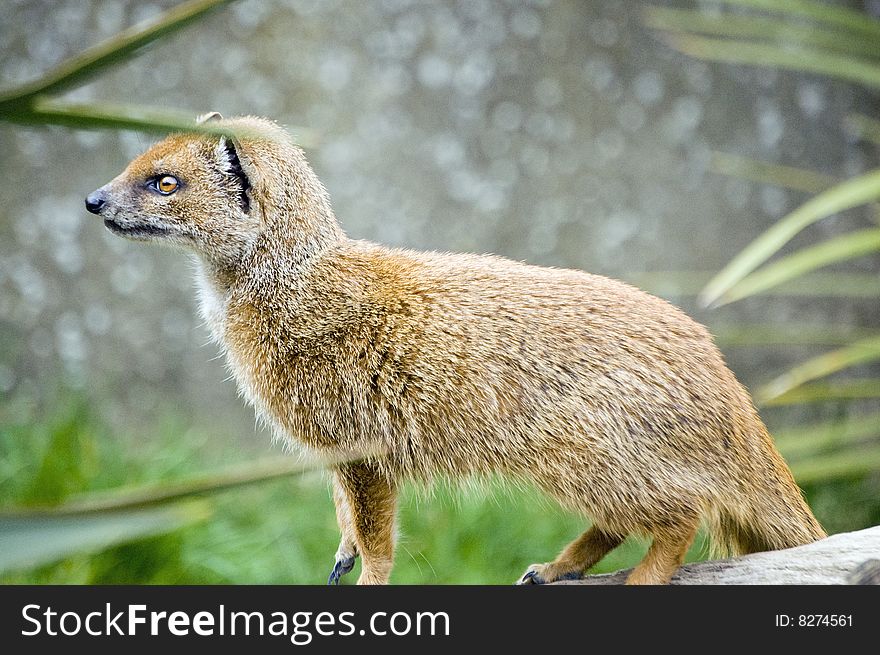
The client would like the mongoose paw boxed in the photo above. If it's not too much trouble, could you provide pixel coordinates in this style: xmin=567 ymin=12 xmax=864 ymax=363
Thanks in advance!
xmin=516 ymin=563 xmax=584 ymax=585
xmin=516 ymin=564 xmax=545 ymax=585
xmin=327 ymin=556 xmax=356 ymax=585
xmin=517 ymin=569 xmax=545 ymax=585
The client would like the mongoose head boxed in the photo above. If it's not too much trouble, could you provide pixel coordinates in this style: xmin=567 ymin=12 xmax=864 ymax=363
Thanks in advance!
xmin=86 ymin=113 xmax=341 ymax=272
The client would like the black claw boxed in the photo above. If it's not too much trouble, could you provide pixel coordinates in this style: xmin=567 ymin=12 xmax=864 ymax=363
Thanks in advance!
xmin=327 ymin=556 xmax=356 ymax=585
xmin=519 ymin=570 xmax=544 ymax=585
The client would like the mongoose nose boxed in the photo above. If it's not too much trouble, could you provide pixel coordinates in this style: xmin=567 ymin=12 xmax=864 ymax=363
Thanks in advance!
xmin=85 ymin=189 xmax=106 ymax=214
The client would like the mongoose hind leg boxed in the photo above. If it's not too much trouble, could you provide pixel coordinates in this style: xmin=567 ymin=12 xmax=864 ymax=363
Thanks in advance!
xmin=333 ymin=461 xmax=397 ymax=585
xmin=626 ymin=515 xmax=700 ymax=585
xmin=517 ymin=526 xmax=624 ymax=584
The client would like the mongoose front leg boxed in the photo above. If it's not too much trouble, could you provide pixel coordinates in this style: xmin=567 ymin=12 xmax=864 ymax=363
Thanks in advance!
xmin=328 ymin=474 xmax=359 ymax=585
xmin=332 ymin=461 xmax=397 ymax=585
xmin=518 ymin=526 xmax=623 ymax=584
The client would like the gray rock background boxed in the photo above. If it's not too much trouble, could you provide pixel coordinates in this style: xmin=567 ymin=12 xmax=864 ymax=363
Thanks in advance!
xmin=0 ymin=0 xmax=877 ymax=449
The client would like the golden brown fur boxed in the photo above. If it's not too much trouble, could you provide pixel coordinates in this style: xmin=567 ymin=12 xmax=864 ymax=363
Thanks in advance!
xmin=86 ymin=114 xmax=825 ymax=585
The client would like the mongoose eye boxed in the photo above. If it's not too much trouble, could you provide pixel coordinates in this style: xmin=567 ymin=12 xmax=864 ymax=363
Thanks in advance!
xmin=154 ymin=175 xmax=179 ymax=195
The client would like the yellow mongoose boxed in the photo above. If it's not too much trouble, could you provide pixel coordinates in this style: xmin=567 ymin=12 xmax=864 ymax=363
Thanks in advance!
xmin=86 ymin=113 xmax=825 ymax=585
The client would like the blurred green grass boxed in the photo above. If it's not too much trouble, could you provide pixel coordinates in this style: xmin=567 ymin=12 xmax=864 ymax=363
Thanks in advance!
xmin=4 ymin=393 xmax=877 ymax=585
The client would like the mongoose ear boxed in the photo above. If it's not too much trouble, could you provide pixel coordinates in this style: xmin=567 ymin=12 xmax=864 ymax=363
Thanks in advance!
xmin=197 ymin=111 xmax=223 ymax=124
xmin=215 ymin=136 xmax=252 ymax=214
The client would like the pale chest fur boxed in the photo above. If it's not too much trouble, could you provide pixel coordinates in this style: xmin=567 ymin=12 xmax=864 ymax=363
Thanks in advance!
xmin=194 ymin=263 xmax=227 ymax=345
xmin=193 ymin=263 xmax=275 ymax=430
xmin=193 ymin=262 xmax=358 ymax=456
